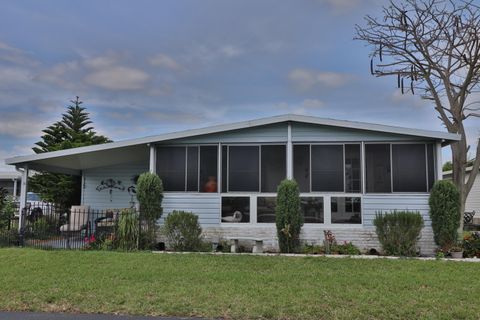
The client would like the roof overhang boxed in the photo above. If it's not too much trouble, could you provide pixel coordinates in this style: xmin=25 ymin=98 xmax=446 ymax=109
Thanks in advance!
xmin=5 ymin=114 xmax=461 ymax=175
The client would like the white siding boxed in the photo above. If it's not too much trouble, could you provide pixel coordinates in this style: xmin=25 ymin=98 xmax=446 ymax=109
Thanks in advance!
xmin=466 ymin=173 xmax=480 ymax=217
xmin=82 ymin=162 xmax=148 ymax=210
xmin=292 ymin=123 xmax=430 ymax=142
xmin=162 ymin=193 xmax=221 ymax=226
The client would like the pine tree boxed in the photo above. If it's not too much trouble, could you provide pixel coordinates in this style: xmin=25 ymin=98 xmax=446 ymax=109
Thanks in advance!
xmin=29 ymin=97 xmax=111 ymax=209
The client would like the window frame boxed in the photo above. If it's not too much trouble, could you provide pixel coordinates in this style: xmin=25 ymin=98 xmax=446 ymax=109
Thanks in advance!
xmin=156 ymin=144 xmax=219 ymax=193
xmin=364 ymin=141 xmax=436 ymax=194
xmin=221 ymin=143 xmax=288 ymax=194
xmin=293 ymin=142 xmax=363 ymax=194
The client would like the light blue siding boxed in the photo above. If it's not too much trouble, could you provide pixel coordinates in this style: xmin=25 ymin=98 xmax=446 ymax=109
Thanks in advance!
xmin=82 ymin=162 xmax=148 ymax=210
xmin=161 ymin=193 xmax=221 ymax=226
xmin=292 ymin=123 xmax=431 ymax=142
xmin=166 ymin=123 xmax=287 ymax=144
xmin=363 ymin=194 xmax=431 ymax=227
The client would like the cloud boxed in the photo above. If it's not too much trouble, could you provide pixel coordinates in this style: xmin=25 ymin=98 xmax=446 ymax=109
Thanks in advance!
xmin=0 ymin=41 xmax=38 ymax=66
xmin=289 ymin=68 xmax=352 ymax=91
xmin=0 ymin=67 xmax=32 ymax=85
xmin=220 ymin=45 xmax=243 ymax=58
xmin=84 ymin=66 xmax=150 ymax=90
xmin=0 ymin=113 xmax=48 ymax=138
xmin=316 ymin=0 xmax=362 ymax=13
xmin=149 ymin=54 xmax=181 ymax=70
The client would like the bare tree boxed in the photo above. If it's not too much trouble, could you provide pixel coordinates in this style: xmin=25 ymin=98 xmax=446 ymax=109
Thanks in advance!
xmin=355 ymin=0 xmax=480 ymax=232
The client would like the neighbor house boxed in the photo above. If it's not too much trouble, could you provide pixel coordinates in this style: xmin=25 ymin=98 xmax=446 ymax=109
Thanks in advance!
xmin=5 ymin=114 xmax=460 ymax=254
xmin=0 ymin=171 xmax=21 ymax=198
xmin=444 ymin=166 xmax=480 ymax=221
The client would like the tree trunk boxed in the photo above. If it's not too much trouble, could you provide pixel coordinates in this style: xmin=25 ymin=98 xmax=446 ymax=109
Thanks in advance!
xmin=451 ymin=140 xmax=467 ymax=238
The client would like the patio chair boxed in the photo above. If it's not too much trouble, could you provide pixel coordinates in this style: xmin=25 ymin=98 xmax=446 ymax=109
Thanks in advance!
xmin=60 ymin=205 xmax=90 ymax=233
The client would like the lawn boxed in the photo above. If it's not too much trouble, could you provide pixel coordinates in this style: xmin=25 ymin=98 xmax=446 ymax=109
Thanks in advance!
xmin=1 ymin=249 xmax=479 ymax=319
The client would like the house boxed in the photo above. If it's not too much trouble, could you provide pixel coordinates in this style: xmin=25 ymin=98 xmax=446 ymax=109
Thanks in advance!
xmin=5 ymin=114 xmax=460 ymax=254
xmin=0 ymin=171 xmax=21 ymax=198
xmin=444 ymin=166 xmax=480 ymax=221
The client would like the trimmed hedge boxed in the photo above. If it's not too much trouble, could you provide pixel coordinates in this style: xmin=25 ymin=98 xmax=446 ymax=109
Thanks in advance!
xmin=163 ymin=210 xmax=202 ymax=252
xmin=429 ymin=180 xmax=460 ymax=250
xmin=374 ymin=210 xmax=424 ymax=256
xmin=275 ymin=179 xmax=303 ymax=253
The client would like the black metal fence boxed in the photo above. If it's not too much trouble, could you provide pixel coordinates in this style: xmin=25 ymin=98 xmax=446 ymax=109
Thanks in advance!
xmin=0 ymin=202 xmax=146 ymax=250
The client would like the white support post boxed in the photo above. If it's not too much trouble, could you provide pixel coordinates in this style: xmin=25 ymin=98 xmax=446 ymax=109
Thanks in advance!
xmin=217 ymin=143 xmax=222 ymax=193
xmin=287 ymin=122 xmax=293 ymax=179
xmin=18 ymin=165 xmax=29 ymax=232
xmin=12 ymin=178 xmax=18 ymax=199
xmin=436 ymin=141 xmax=443 ymax=181
xmin=149 ymin=144 xmax=156 ymax=174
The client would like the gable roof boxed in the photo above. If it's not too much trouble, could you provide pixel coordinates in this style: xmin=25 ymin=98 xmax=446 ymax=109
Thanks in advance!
xmin=5 ymin=114 xmax=460 ymax=168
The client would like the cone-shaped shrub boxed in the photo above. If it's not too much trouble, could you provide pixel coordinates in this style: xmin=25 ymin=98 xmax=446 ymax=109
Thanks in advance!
xmin=136 ymin=172 xmax=163 ymax=248
xmin=429 ymin=180 xmax=460 ymax=250
xmin=275 ymin=179 xmax=303 ymax=253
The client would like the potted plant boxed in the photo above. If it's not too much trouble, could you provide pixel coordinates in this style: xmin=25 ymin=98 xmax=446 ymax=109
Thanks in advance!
xmin=450 ymin=245 xmax=464 ymax=259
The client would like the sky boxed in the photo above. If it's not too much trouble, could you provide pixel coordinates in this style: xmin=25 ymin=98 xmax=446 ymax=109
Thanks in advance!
xmin=0 ymin=0 xmax=479 ymax=171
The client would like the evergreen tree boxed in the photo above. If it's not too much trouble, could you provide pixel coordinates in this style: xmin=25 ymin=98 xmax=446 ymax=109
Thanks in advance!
xmin=30 ymin=97 xmax=110 ymax=209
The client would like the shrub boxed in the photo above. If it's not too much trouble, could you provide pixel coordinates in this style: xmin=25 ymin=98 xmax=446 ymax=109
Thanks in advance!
xmin=374 ymin=210 xmax=424 ymax=256
xmin=0 ymin=196 xmax=16 ymax=230
xmin=163 ymin=210 xmax=202 ymax=251
xmin=31 ymin=217 xmax=56 ymax=240
xmin=463 ymin=231 xmax=480 ymax=258
xmin=335 ymin=242 xmax=361 ymax=255
xmin=116 ymin=208 xmax=139 ymax=251
xmin=275 ymin=179 xmax=303 ymax=253
xmin=429 ymin=180 xmax=461 ymax=250
xmin=0 ymin=187 xmax=7 ymax=213
xmin=136 ymin=172 xmax=164 ymax=248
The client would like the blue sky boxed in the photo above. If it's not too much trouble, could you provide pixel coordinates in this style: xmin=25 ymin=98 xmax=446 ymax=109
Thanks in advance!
xmin=0 ymin=0 xmax=478 ymax=171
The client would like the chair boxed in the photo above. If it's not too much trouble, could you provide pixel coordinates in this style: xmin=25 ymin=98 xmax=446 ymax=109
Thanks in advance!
xmin=464 ymin=211 xmax=479 ymax=231
xmin=60 ymin=206 xmax=90 ymax=232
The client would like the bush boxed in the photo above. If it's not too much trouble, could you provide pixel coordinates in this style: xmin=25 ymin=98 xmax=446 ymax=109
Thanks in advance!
xmin=374 ymin=210 xmax=424 ymax=256
xmin=0 ymin=196 xmax=15 ymax=230
xmin=163 ymin=211 xmax=202 ymax=251
xmin=429 ymin=180 xmax=461 ymax=250
xmin=31 ymin=217 xmax=56 ymax=240
xmin=335 ymin=242 xmax=361 ymax=255
xmin=463 ymin=231 xmax=480 ymax=258
xmin=136 ymin=172 xmax=164 ymax=248
xmin=116 ymin=208 xmax=139 ymax=251
xmin=275 ymin=179 xmax=303 ymax=253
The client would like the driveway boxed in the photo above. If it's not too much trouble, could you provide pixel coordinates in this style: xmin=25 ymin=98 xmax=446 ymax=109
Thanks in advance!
xmin=0 ymin=312 xmax=207 ymax=320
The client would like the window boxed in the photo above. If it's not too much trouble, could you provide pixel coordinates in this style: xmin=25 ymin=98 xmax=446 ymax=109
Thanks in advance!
xmin=293 ymin=145 xmax=310 ymax=193
xmin=427 ymin=144 xmax=435 ymax=191
xmin=157 ymin=145 xmax=217 ymax=192
xmin=228 ymin=146 xmax=259 ymax=192
xmin=366 ymin=143 xmax=435 ymax=193
xmin=223 ymin=145 xmax=286 ymax=192
xmin=222 ymin=146 xmax=228 ymax=193
xmin=199 ymin=146 xmax=218 ymax=193
xmin=345 ymin=144 xmax=361 ymax=193
xmin=186 ymin=146 xmax=198 ymax=191
xmin=331 ymin=197 xmax=361 ymax=224
xmin=222 ymin=197 xmax=250 ymax=223
xmin=156 ymin=146 xmax=186 ymax=191
xmin=392 ymin=144 xmax=427 ymax=192
xmin=365 ymin=144 xmax=391 ymax=193
xmin=261 ymin=145 xmax=286 ymax=192
xmin=301 ymin=197 xmax=324 ymax=223
xmin=257 ymin=197 xmax=276 ymax=223
xmin=311 ymin=145 xmax=344 ymax=192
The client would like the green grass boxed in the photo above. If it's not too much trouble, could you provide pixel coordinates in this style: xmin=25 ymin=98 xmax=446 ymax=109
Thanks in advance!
xmin=1 ymin=249 xmax=479 ymax=319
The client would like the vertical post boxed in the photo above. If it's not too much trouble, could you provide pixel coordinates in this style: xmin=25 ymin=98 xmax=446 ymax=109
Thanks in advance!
xmin=436 ymin=141 xmax=443 ymax=181
xmin=18 ymin=165 xmax=29 ymax=233
xmin=149 ymin=144 xmax=156 ymax=174
xmin=12 ymin=178 xmax=18 ymax=199
xmin=286 ymin=122 xmax=293 ymax=179
xmin=217 ymin=143 xmax=221 ymax=193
